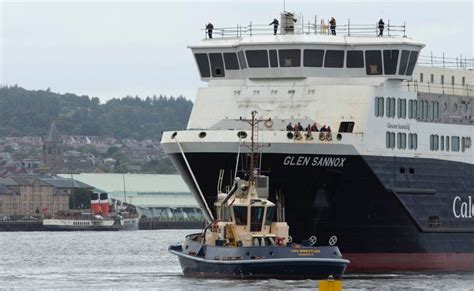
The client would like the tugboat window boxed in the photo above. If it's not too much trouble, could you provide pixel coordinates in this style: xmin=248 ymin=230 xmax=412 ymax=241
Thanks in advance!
xmin=269 ymin=50 xmax=278 ymax=67
xmin=405 ymin=51 xmax=419 ymax=76
xmin=194 ymin=53 xmax=211 ymax=78
xmin=303 ymin=49 xmax=324 ymax=67
xmin=250 ymin=206 xmax=264 ymax=231
xmin=245 ymin=50 xmax=269 ymax=68
xmin=383 ymin=50 xmax=399 ymax=75
xmin=398 ymin=50 xmax=410 ymax=75
xmin=346 ymin=50 xmax=364 ymax=68
xmin=209 ymin=53 xmax=225 ymax=77
xmin=324 ymin=50 xmax=344 ymax=68
xmin=233 ymin=206 xmax=248 ymax=225
xmin=265 ymin=207 xmax=275 ymax=225
xmin=224 ymin=53 xmax=240 ymax=70
xmin=279 ymin=49 xmax=301 ymax=67
xmin=365 ymin=50 xmax=382 ymax=75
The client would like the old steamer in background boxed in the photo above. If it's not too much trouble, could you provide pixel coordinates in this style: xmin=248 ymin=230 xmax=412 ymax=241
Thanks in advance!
xmin=161 ymin=13 xmax=474 ymax=271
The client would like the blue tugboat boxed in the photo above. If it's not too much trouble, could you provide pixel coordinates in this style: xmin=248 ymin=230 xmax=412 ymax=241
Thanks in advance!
xmin=169 ymin=111 xmax=349 ymax=279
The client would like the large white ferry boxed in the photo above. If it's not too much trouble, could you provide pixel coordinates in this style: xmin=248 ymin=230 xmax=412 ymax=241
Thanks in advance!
xmin=161 ymin=13 xmax=474 ymax=271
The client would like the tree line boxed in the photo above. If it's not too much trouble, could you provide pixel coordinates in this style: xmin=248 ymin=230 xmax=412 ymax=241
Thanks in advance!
xmin=0 ymin=85 xmax=193 ymax=139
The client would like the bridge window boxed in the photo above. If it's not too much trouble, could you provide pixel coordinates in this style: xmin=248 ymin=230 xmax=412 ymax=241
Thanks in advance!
xmin=375 ymin=97 xmax=384 ymax=117
xmin=398 ymin=50 xmax=410 ymax=75
xmin=233 ymin=206 xmax=248 ymax=225
xmin=279 ymin=49 xmax=301 ymax=67
xmin=209 ymin=53 xmax=225 ymax=77
xmin=451 ymin=76 xmax=455 ymax=85
xmin=250 ymin=206 xmax=264 ymax=232
xmin=245 ymin=50 xmax=269 ymax=68
xmin=224 ymin=53 xmax=240 ymax=70
xmin=303 ymin=49 xmax=324 ymax=67
xmin=462 ymin=77 xmax=466 ymax=86
xmin=408 ymin=133 xmax=418 ymax=150
xmin=451 ymin=136 xmax=460 ymax=152
xmin=237 ymin=51 xmax=247 ymax=69
xmin=446 ymin=136 xmax=450 ymax=151
xmin=405 ymin=51 xmax=419 ymax=76
xmin=441 ymin=136 xmax=445 ymax=151
xmin=269 ymin=50 xmax=278 ymax=67
xmin=365 ymin=50 xmax=382 ymax=75
xmin=347 ymin=50 xmax=364 ymax=68
xmin=324 ymin=50 xmax=344 ymax=68
xmin=420 ymin=73 xmax=424 ymax=82
xmin=194 ymin=53 xmax=210 ymax=78
xmin=383 ymin=50 xmax=399 ymax=75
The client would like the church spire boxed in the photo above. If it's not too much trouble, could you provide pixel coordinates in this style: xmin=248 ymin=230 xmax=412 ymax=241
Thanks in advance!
xmin=46 ymin=121 xmax=62 ymax=143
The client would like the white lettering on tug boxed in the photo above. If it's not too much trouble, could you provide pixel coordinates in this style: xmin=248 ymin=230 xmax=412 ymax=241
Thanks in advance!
xmin=453 ymin=196 xmax=474 ymax=219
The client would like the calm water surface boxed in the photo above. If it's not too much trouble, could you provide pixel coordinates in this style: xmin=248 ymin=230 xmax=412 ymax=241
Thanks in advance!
xmin=0 ymin=230 xmax=473 ymax=290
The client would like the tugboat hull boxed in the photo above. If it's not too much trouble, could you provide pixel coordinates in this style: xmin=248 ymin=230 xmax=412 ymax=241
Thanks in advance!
xmin=169 ymin=235 xmax=349 ymax=279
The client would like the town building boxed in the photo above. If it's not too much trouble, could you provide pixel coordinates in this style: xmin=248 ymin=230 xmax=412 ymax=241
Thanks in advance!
xmin=0 ymin=175 xmax=92 ymax=216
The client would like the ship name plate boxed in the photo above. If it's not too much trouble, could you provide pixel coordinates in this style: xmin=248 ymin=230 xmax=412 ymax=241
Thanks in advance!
xmin=387 ymin=123 xmax=411 ymax=130
xmin=283 ymin=156 xmax=346 ymax=167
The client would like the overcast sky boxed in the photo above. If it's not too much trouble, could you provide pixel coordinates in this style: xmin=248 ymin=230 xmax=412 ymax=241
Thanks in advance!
xmin=1 ymin=0 xmax=472 ymax=102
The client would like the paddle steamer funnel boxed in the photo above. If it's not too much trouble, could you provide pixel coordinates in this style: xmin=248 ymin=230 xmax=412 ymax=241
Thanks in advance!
xmin=162 ymin=17 xmax=474 ymax=271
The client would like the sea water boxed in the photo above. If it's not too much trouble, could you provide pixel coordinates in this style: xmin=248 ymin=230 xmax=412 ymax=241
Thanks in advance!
xmin=0 ymin=230 xmax=473 ymax=290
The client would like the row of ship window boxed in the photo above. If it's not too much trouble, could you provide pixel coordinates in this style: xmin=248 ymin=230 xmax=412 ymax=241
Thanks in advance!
xmin=375 ymin=97 xmax=442 ymax=121
xmin=386 ymin=132 xmax=418 ymax=150
xmin=386 ymin=132 xmax=471 ymax=152
xmin=420 ymin=73 xmax=467 ymax=86
xmin=194 ymin=49 xmax=419 ymax=78
xmin=429 ymin=135 xmax=471 ymax=152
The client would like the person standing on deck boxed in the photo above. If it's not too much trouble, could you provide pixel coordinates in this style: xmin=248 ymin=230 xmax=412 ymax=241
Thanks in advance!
xmin=206 ymin=22 xmax=214 ymax=39
xmin=269 ymin=18 xmax=279 ymax=35
xmin=329 ymin=17 xmax=336 ymax=35
xmin=378 ymin=19 xmax=385 ymax=37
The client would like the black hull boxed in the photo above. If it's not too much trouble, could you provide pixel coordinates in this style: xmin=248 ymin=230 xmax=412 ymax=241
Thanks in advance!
xmin=168 ymin=151 xmax=474 ymax=271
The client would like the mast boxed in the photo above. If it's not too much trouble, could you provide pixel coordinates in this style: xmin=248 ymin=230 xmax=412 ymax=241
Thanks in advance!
xmin=240 ymin=111 xmax=270 ymax=186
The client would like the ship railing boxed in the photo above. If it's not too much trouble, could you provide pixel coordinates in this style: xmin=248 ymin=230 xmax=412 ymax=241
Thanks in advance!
xmin=404 ymin=80 xmax=473 ymax=96
xmin=203 ymin=19 xmax=407 ymax=39
xmin=417 ymin=53 xmax=474 ymax=69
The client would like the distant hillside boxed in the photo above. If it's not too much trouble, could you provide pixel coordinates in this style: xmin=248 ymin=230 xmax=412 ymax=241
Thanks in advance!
xmin=0 ymin=85 xmax=193 ymax=139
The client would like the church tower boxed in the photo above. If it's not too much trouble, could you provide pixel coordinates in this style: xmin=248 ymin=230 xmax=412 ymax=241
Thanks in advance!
xmin=42 ymin=122 xmax=64 ymax=172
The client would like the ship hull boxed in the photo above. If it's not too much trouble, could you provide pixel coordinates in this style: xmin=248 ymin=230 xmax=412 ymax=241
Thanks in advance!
xmin=166 ymin=150 xmax=474 ymax=271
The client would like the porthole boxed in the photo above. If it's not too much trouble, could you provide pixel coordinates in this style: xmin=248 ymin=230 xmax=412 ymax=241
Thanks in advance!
xmin=463 ymin=103 xmax=468 ymax=114
xmin=198 ymin=132 xmax=207 ymax=138
xmin=171 ymin=132 xmax=177 ymax=139
xmin=237 ymin=131 xmax=247 ymax=139
xmin=443 ymin=102 xmax=448 ymax=112
xmin=336 ymin=134 xmax=342 ymax=141
xmin=269 ymin=251 xmax=274 ymax=256
xmin=453 ymin=103 xmax=458 ymax=112
xmin=287 ymin=132 xmax=294 ymax=139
